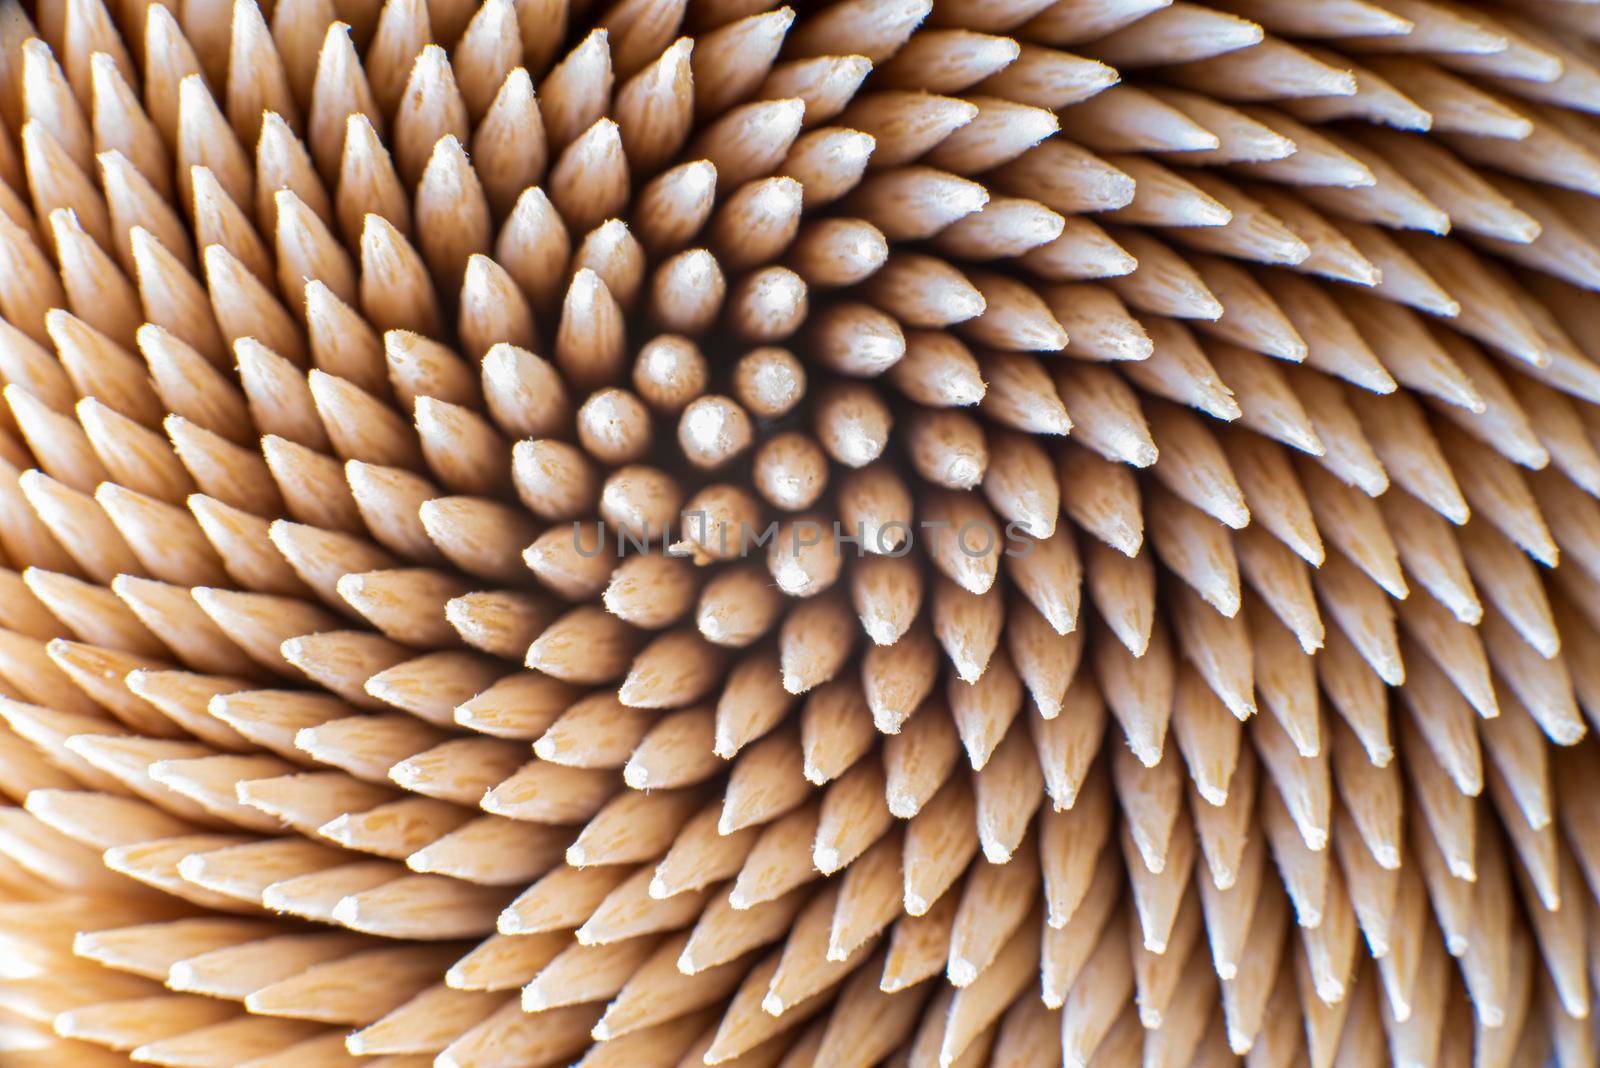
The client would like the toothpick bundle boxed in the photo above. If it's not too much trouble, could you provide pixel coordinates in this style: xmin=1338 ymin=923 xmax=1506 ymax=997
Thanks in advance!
xmin=0 ymin=0 xmax=1599 ymax=1064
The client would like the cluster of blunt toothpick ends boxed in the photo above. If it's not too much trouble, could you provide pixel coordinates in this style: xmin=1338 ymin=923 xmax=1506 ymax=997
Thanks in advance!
xmin=6 ymin=0 xmax=1600 ymax=1064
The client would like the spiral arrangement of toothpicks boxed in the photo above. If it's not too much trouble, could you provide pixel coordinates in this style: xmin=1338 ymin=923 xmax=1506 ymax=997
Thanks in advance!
xmin=2 ymin=0 xmax=1600 ymax=1064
